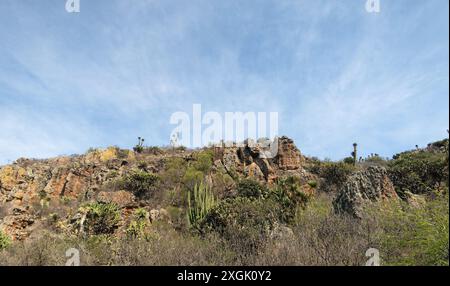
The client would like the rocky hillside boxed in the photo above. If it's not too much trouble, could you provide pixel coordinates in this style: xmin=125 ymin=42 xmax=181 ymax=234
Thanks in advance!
xmin=0 ymin=136 xmax=448 ymax=266
xmin=0 ymin=136 xmax=317 ymax=240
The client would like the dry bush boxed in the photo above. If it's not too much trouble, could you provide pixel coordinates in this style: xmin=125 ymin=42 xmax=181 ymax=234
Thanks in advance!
xmin=112 ymin=231 xmax=236 ymax=266
xmin=363 ymin=194 xmax=449 ymax=266
xmin=0 ymin=193 xmax=447 ymax=266
xmin=0 ymin=233 xmax=70 ymax=266
xmin=251 ymin=195 xmax=376 ymax=266
xmin=0 ymin=225 xmax=237 ymax=266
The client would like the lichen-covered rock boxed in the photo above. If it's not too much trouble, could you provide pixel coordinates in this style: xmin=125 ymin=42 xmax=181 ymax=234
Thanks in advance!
xmin=97 ymin=191 xmax=137 ymax=208
xmin=222 ymin=148 xmax=241 ymax=174
xmin=0 ymin=206 xmax=35 ymax=241
xmin=149 ymin=208 xmax=171 ymax=224
xmin=0 ymin=138 xmax=307 ymax=241
xmin=276 ymin=136 xmax=302 ymax=170
xmin=244 ymin=162 xmax=266 ymax=181
xmin=270 ymin=223 xmax=294 ymax=241
xmin=333 ymin=166 xmax=398 ymax=218
xmin=213 ymin=136 xmax=303 ymax=183
xmin=404 ymin=191 xmax=426 ymax=208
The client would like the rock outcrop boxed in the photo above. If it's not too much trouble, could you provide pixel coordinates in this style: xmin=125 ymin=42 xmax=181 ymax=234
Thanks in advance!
xmin=333 ymin=166 xmax=398 ymax=218
xmin=213 ymin=136 xmax=304 ymax=184
xmin=0 ymin=206 xmax=36 ymax=241
xmin=276 ymin=137 xmax=302 ymax=170
xmin=0 ymin=148 xmax=141 ymax=240
xmin=0 ymin=137 xmax=305 ymax=241
xmin=97 ymin=191 xmax=137 ymax=209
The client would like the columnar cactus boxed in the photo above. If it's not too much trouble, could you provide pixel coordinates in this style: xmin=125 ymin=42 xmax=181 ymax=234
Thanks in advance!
xmin=187 ymin=182 xmax=216 ymax=229
xmin=352 ymin=143 xmax=358 ymax=166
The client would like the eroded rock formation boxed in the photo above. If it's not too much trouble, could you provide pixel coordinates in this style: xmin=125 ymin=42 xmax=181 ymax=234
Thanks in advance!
xmin=214 ymin=136 xmax=303 ymax=183
xmin=333 ymin=166 xmax=398 ymax=218
xmin=0 ymin=137 xmax=306 ymax=241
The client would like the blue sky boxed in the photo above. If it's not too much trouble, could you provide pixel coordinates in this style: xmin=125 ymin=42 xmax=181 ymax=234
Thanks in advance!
xmin=0 ymin=0 xmax=448 ymax=164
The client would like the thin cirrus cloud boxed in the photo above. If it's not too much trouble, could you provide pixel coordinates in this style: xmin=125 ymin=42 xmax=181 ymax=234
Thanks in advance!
xmin=0 ymin=0 xmax=448 ymax=165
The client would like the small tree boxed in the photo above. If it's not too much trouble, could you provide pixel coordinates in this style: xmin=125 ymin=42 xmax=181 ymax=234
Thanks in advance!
xmin=122 ymin=171 xmax=159 ymax=199
xmin=133 ymin=137 xmax=145 ymax=153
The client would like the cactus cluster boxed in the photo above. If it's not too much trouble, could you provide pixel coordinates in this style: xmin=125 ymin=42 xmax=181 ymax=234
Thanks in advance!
xmin=187 ymin=182 xmax=217 ymax=229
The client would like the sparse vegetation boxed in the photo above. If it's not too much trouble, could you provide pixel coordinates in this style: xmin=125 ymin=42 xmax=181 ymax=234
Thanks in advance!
xmin=83 ymin=202 xmax=121 ymax=235
xmin=0 ymin=137 xmax=448 ymax=266
xmin=270 ymin=176 xmax=311 ymax=224
xmin=388 ymin=150 xmax=448 ymax=197
xmin=0 ymin=191 xmax=448 ymax=266
xmin=365 ymin=193 xmax=449 ymax=266
xmin=121 ymin=171 xmax=159 ymax=200
xmin=200 ymin=197 xmax=278 ymax=256
xmin=236 ymin=179 xmax=268 ymax=199
xmin=126 ymin=208 xmax=150 ymax=239
xmin=133 ymin=137 xmax=145 ymax=154
xmin=307 ymin=180 xmax=318 ymax=188
xmin=313 ymin=162 xmax=355 ymax=193
xmin=0 ymin=231 xmax=11 ymax=251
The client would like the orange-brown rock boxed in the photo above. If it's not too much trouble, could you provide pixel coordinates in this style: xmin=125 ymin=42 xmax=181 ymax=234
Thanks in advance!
xmin=97 ymin=191 xmax=137 ymax=208
xmin=276 ymin=136 xmax=302 ymax=170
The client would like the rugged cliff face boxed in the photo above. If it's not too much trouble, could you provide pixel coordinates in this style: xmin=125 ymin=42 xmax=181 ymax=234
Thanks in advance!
xmin=0 ymin=137 xmax=310 ymax=241
xmin=0 ymin=148 xmax=137 ymax=240
xmin=214 ymin=136 xmax=305 ymax=183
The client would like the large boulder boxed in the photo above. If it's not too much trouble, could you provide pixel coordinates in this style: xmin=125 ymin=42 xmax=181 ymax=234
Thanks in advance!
xmin=333 ymin=166 xmax=398 ymax=218
xmin=276 ymin=136 xmax=302 ymax=170
xmin=214 ymin=136 xmax=303 ymax=183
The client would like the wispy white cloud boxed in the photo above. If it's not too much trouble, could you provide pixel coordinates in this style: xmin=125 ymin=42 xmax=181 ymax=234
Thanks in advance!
xmin=0 ymin=0 xmax=448 ymax=164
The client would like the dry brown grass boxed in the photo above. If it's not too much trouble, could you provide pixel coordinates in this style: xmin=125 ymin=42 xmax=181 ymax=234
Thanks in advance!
xmin=0 ymin=193 xmax=447 ymax=266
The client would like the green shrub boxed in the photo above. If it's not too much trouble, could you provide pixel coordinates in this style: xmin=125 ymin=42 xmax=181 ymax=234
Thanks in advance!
xmin=166 ymin=206 xmax=188 ymax=231
xmin=270 ymin=176 xmax=311 ymax=224
xmin=193 ymin=150 xmax=214 ymax=173
xmin=343 ymin=157 xmax=355 ymax=165
xmin=211 ymin=172 xmax=236 ymax=199
xmin=187 ymin=182 xmax=217 ymax=230
xmin=143 ymin=146 xmax=163 ymax=155
xmin=201 ymin=197 xmax=277 ymax=255
xmin=307 ymin=180 xmax=318 ymax=188
xmin=236 ymin=179 xmax=268 ymax=199
xmin=126 ymin=208 xmax=149 ymax=239
xmin=371 ymin=194 xmax=449 ymax=265
xmin=317 ymin=162 xmax=355 ymax=192
xmin=160 ymin=157 xmax=188 ymax=188
xmin=137 ymin=161 xmax=148 ymax=170
xmin=0 ymin=231 xmax=11 ymax=251
xmin=388 ymin=151 xmax=447 ymax=197
xmin=122 ymin=171 xmax=159 ymax=199
xmin=295 ymin=193 xmax=333 ymax=224
xmin=364 ymin=155 xmax=388 ymax=166
xmin=182 ymin=150 xmax=214 ymax=190
xmin=182 ymin=167 xmax=204 ymax=190
xmin=84 ymin=202 xmax=121 ymax=235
